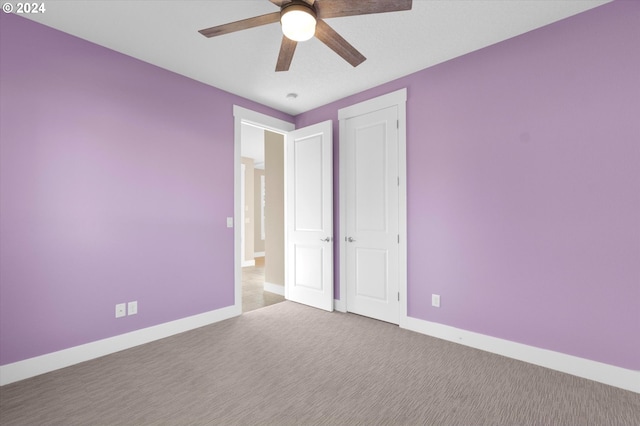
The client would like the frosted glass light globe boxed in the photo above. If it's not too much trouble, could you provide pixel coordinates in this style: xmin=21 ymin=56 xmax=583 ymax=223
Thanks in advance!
xmin=281 ymin=7 xmax=316 ymax=42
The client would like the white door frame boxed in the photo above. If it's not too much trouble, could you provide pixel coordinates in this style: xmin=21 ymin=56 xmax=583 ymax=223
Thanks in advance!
xmin=233 ymin=106 xmax=294 ymax=314
xmin=240 ymin=162 xmax=247 ymax=267
xmin=337 ymin=88 xmax=408 ymax=327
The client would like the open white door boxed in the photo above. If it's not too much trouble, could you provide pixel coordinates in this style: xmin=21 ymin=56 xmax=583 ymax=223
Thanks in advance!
xmin=286 ymin=120 xmax=333 ymax=311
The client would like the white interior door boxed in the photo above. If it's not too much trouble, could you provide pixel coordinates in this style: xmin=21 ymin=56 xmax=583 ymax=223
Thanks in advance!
xmin=345 ymin=106 xmax=399 ymax=324
xmin=286 ymin=120 xmax=333 ymax=311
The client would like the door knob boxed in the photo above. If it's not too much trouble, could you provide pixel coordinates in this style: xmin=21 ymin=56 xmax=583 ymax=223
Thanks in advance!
xmin=347 ymin=237 xmax=356 ymax=242
xmin=320 ymin=237 xmax=331 ymax=242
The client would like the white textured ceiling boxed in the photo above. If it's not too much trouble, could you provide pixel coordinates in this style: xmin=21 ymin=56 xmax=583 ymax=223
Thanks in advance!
xmin=20 ymin=0 xmax=611 ymax=115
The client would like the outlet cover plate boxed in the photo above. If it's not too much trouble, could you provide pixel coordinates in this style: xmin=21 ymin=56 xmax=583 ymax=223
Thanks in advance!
xmin=432 ymin=294 xmax=441 ymax=308
xmin=115 ymin=303 xmax=126 ymax=318
xmin=128 ymin=301 xmax=138 ymax=315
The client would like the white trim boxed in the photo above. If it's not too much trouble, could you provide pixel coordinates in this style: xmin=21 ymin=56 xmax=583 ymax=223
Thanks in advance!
xmin=233 ymin=106 xmax=295 ymax=135
xmin=260 ymin=174 xmax=266 ymax=241
xmin=264 ymin=281 xmax=285 ymax=296
xmin=233 ymin=106 xmax=294 ymax=313
xmin=283 ymin=130 xmax=289 ymax=301
xmin=241 ymin=260 xmax=255 ymax=267
xmin=338 ymin=88 xmax=408 ymax=326
xmin=404 ymin=316 xmax=640 ymax=394
xmin=254 ymin=251 xmax=265 ymax=257
xmin=338 ymin=89 xmax=407 ymax=120
xmin=0 ymin=305 xmax=239 ymax=386
xmin=241 ymin=162 xmax=246 ymax=267
xmin=334 ymin=298 xmax=346 ymax=312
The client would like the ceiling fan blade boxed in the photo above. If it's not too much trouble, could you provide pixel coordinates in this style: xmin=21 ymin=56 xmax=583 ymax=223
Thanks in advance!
xmin=276 ymin=36 xmax=298 ymax=72
xmin=315 ymin=19 xmax=366 ymax=68
xmin=198 ymin=12 xmax=281 ymax=38
xmin=315 ymin=0 xmax=412 ymax=19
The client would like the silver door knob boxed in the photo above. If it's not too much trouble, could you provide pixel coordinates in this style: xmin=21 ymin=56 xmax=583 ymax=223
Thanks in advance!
xmin=347 ymin=237 xmax=356 ymax=242
xmin=320 ymin=237 xmax=331 ymax=242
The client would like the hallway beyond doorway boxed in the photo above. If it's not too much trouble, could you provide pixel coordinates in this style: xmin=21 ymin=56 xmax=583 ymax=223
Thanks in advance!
xmin=242 ymin=257 xmax=284 ymax=313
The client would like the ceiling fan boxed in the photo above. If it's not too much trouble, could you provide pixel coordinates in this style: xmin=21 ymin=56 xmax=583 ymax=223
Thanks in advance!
xmin=198 ymin=0 xmax=412 ymax=72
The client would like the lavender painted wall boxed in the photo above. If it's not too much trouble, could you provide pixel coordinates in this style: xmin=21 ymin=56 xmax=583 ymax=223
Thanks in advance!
xmin=0 ymin=13 xmax=292 ymax=365
xmin=296 ymin=1 xmax=640 ymax=370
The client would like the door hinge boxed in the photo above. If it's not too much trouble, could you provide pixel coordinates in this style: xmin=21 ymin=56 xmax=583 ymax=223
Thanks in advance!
xmin=397 ymin=120 xmax=399 ymax=129
xmin=397 ymin=176 xmax=400 ymax=186
xmin=397 ymin=234 xmax=400 ymax=244
xmin=397 ymin=292 xmax=400 ymax=302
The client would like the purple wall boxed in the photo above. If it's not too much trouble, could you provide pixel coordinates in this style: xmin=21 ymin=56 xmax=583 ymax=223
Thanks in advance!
xmin=0 ymin=13 xmax=292 ymax=365
xmin=296 ymin=1 xmax=640 ymax=370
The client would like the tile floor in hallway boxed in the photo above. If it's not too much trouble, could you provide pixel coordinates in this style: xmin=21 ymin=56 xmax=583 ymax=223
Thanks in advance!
xmin=242 ymin=257 xmax=285 ymax=313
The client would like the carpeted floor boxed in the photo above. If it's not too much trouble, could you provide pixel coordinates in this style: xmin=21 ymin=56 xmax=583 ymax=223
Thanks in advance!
xmin=1 ymin=301 xmax=638 ymax=425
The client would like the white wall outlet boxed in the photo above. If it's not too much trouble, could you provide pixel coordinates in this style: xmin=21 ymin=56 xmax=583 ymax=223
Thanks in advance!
xmin=127 ymin=301 xmax=138 ymax=316
xmin=115 ymin=303 xmax=126 ymax=318
xmin=432 ymin=294 xmax=441 ymax=308
xmin=226 ymin=217 xmax=233 ymax=228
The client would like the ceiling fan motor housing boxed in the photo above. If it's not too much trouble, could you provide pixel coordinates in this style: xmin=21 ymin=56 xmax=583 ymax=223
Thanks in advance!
xmin=281 ymin=0 xmax=317 ymax=19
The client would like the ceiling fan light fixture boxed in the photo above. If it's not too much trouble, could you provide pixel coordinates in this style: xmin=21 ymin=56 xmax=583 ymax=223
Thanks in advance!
xmin=281 ymin=2 xmax=317 ymax=42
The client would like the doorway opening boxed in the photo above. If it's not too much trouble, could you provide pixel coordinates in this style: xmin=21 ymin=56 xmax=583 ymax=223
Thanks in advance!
xmin=234 ymin=106 xmax=294 ymax=314
xmin=240 ymin=123 xmax=286 ymax=312
xmin=234 ymin=107 xmax=335 ymax=314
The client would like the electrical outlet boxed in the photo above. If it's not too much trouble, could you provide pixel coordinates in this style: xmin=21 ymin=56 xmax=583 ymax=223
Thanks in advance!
xmin=226 ymin=217 xmax=233 ymax=228
xmin=432 ymin=294 xmax=441 ymax=308
xmin=115 ymin=303 xmax=126 ymax=318
xmin=127 ymin=301 xmax=138 ymax=316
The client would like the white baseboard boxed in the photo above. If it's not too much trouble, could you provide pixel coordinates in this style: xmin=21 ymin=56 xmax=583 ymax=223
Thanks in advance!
xmin=264 ymin=281 xmax=284 ymax=296
xmin=403 ymin=316 xmax=639 ymax=394
xmin=241 ymin=259 xmax=255 ymax=267
xmin=334 ymin=298 xmax=346 ymax=313
xmin=254 ymin=252 xmax=265 ymax=257
xmin=0 ymin=305 xmax=240 ymax=386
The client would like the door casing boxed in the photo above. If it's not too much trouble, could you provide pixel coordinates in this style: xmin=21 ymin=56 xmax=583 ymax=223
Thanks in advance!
xmin=338 ymin=89 xmax=408 ymax=327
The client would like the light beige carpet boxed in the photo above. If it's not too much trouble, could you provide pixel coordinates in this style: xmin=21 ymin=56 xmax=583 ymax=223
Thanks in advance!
xmin=1 ymin=301 xmax=638 ymax=425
